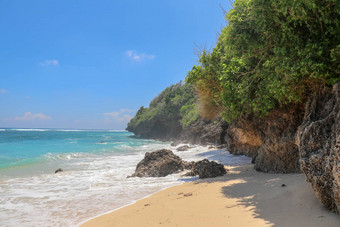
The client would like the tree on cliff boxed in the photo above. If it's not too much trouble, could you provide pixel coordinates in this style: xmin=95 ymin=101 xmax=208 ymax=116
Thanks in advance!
xmin=186 ymin=0 xmax=340 ymax=122
xmin=126 ymin=82 xmax=199 ymax=138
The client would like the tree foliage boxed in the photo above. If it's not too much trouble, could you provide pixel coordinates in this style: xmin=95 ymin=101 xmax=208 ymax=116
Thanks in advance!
xmin=186 ymin=0 xmax=340 ymax=122
xmin=126 ymin=82 xmax=199 ymax=134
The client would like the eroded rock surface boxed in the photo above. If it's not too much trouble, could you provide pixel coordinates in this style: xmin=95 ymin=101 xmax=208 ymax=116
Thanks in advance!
xmin=130 ymin=149 xmax=185 ymax=177
xmin=130 ymin=149 xmax=226 ymax=179
xmin=226 ymin=115 xmax=262 ymax=161
xmin=226 ymin=106 xmax=304 ymax=173
xmin=178 ymin=117 xmax=228 ymax=145
xmin=188 ymin=159 xmax=227 ymax=179
xmin=254 ymin=106 xmax=304 ymax=173
xmin=297 ymin=83 xmax=340 ymax=213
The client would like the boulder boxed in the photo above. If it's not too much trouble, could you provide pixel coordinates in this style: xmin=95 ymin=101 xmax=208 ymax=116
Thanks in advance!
xmin=129 ymin=149 xmax=186 ymax=177
xmin=188 ymin=159 xmax=227 ymax=179
xmin=176 ymin=145 xmax=190 ymax=151
xmin=296 ymin=82 xmax=340 ymax=213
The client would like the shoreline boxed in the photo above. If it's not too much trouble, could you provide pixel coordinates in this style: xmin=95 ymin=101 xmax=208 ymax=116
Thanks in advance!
xmin=76 ymin=180 xmax=189 ymax=227
xmin=79 ymin=164 xmax=340 ymax=227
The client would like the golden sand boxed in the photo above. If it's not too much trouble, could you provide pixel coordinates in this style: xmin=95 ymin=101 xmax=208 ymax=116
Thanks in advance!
xmin=80 ymin=164 xmax=339 ymax=227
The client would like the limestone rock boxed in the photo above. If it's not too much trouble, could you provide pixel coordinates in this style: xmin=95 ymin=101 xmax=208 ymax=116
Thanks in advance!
xmin=254 ymin=106 xmax=304 ymax=173
xmin=296 ymin=83 xmax=340 ymax=213
xmin=225 ymin=116 xmax=262 ymax=161
xmin=189 ymin=159 xmax=227 ymax=179
xmin=129 ymin=149 xmax=186 ymax=177
xmin=178 ymin=117 xmax=228 ymax=145
xmin=225 ymin=106 xmax=304 ymax=173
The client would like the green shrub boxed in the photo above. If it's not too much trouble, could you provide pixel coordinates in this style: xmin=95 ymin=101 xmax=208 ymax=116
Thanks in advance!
xmin=186 ymin=0 xmax=340 ymax=122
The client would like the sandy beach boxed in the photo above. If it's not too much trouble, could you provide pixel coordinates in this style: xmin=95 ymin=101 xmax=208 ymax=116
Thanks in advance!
xmin=80 ymin=164 xmax=340 ymax=227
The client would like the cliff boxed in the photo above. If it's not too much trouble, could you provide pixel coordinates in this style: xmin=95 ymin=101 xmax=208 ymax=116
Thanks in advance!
xmin=127 ymin=82 xmax=340 ymax=214
xmin=296 ymin=83 xmax=340 ymax=213
xmin=226 ymin=105 xmax=304 ymax=173
xmin=126 ymin=82 xmax=198 ymax=141
xmin=127 ymin=0 xmax=339 ymax=213
xmin=126 ymin=82 xmax=228 ymax=145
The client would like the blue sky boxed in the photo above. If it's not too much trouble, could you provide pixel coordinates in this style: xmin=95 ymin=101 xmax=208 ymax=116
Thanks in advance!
xmin=0 ymin=0 xmax=230 ymax=129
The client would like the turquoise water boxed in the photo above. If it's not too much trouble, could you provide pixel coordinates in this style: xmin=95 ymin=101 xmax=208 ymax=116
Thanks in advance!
xmin=0 ymin=128 xmax=251 ymax=227
xmin=0 ymin=129 xmax=150 ymax=170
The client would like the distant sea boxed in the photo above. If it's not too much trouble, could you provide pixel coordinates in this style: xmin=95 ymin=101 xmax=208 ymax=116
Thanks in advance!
xmin=0 ymin=129 xmax=251 ymax=227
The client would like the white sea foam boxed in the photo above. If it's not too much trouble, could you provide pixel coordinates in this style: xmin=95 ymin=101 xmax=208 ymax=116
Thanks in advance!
xmin=0 ymin=129 xmax=6 ymax=131
xmin=10 ymin=129 xmax=49 ymax=132
xmin=0 ymin=142 xmax=251 ymax=227
xmin=107 ymin=130 xmax=127 ymax=132
xmin=55 ymin=129 xmax=85 ymax=132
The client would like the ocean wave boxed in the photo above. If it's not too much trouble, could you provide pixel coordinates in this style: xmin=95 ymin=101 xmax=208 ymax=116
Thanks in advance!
xmin=55 ymin=129 xmax=86 ymax=132
xmin=106 ymin=130 xmax=127 ymax=132
xmin=43 ymin=152 xmax=87 ymax=161
xmin=9 ymin=129 xmax=49 ymax=132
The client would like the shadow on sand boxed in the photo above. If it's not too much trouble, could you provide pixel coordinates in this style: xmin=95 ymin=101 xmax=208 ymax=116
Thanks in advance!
xmin=193 ymin=164 xmax=340 ymax=227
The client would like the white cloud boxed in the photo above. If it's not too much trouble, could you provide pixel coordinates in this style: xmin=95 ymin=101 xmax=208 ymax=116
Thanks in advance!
xmin=39 ymin=60 xmax=59 ymax=66
xmin=125 ymin=50 xmax=155 ymax=62
xmin=6 ymin=112 xmax=52 ymax=122
xmin=103 ymin=109 xmax=134 ymax=123
xmin=0 ymin=89 xmax=7 ymax=94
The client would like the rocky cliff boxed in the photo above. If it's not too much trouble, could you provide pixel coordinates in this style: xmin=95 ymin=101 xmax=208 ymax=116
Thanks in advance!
xmin=296 ymin=83 xmax=340 ymax=213
xmin=226 ymin=106 xmax=304 ymax=173
xmin=127 ymin=82 xmax=340 ymax=213
xmin=177 ymin=117 xmax=228 ymax=145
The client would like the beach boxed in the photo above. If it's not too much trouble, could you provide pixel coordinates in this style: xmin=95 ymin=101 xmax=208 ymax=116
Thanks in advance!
xmin=80 ymin=164 xmax=340 ymax=227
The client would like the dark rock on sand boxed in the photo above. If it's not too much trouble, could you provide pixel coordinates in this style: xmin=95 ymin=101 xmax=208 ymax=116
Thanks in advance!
xmin=55 ymin=168 xmax=63 ymax=174
xmin=182 ymin=161 xmax=195 ymax=170
xmin=129 ymin=149 xmax=187 ymax=177
xmin=296 ymin=82 xmax=340 ymax=213
xmin=176 ymin=145 xmax=190 ymax=151
xmin=188 ymin=159 xmax=227 ymax=179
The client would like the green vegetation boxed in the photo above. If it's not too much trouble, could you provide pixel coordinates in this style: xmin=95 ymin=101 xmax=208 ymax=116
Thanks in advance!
xmin=126 ymin=82 xmax=199 ymax=135
xmin=186 ymin=0 xmax=340 ymax=122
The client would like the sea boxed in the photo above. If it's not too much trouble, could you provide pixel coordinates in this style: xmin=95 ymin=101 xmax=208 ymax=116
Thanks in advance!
xmin=0 ymin=129 xmax=251 ymax=227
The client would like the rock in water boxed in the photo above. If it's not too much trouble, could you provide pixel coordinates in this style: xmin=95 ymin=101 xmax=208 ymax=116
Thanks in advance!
xmin=190 ymin=159 xmax=226 ymax=179
xmin=297 ymin=82 xmax=340 ymax=213
xmin=176 ymin=145 xmax=190 ymax=151
xmin=130 ymin=149 xmax=185 ymax=177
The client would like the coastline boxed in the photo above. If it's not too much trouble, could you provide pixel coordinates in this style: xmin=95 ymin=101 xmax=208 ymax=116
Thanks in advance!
xmin=79 ymin=164 xmax=340 ymax=227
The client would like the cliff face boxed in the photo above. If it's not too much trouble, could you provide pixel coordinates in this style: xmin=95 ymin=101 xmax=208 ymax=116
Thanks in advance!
xmin=254 ymin=106 xmax=304 ymax=173
xmin=225 ymin=115 xmax=261 ymax=161
xmin=296 ymin=83 xmax=340 ymax=213
xmin=127 ymin=83 xmax=340 ymax=213
xmin=127 ymin=114 xmax=183 ymax=140
xmin=129 ymin=116 xmax=228 ymax=145
xmin=225 ymin=106 xmax=304 ymax=173
xmin=178 ymin=117 xmax=228 ymax=145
